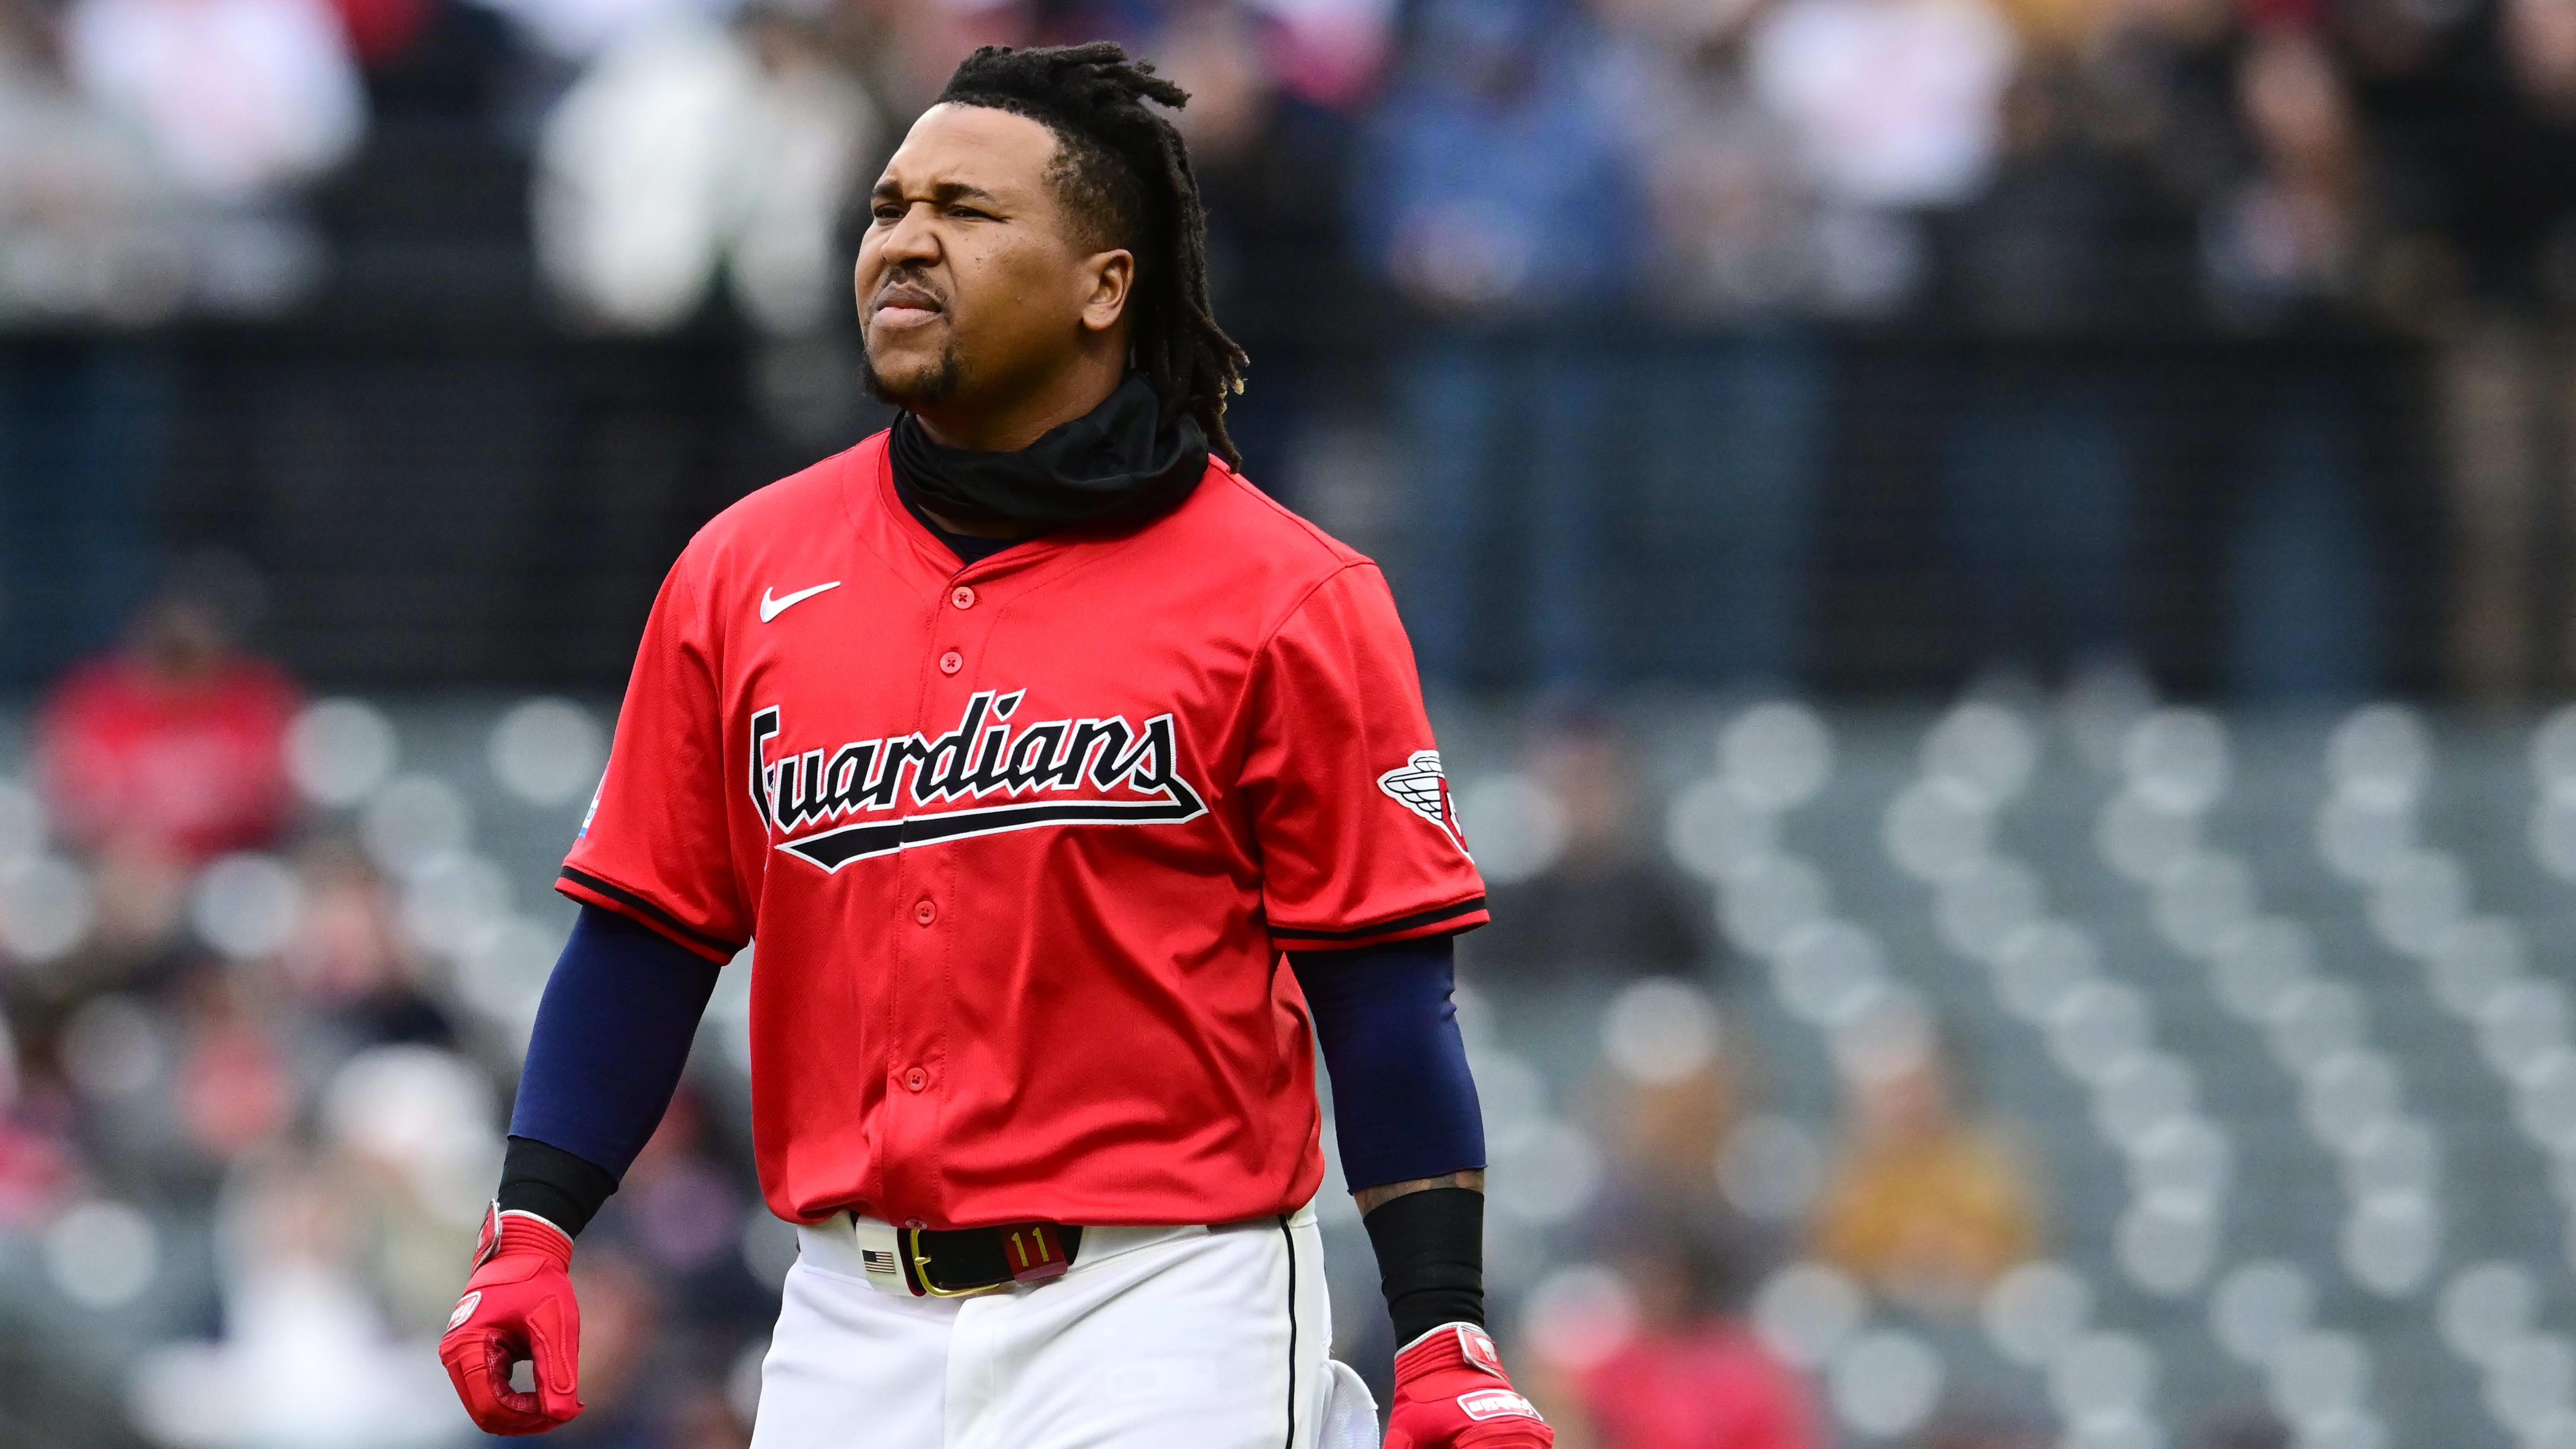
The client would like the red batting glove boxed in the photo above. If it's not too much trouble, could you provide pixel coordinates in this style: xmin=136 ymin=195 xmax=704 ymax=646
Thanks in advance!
xmin=439 ymin=1204 xmax=584 ymax=1436
xmin=1385 ymin=1322 xmax=1554 ymax=1449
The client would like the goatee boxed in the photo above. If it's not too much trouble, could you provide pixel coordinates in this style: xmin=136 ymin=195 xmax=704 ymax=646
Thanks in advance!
xmin=861 ymin=345 xmax=962 ymax=410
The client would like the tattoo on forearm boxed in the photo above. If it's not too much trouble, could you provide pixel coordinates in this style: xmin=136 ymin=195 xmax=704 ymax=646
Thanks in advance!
xmin=1352 ymin=1170 xmax=1484 ymax=1216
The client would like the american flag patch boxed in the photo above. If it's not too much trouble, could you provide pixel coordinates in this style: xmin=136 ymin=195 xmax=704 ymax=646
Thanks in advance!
xmin=861 ymin=1249 xmax=899 ymax=1276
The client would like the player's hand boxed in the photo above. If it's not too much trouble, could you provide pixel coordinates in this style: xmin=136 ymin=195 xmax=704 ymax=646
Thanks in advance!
xmin=439 ymin=1205 xmax=584 ymax=1436
xmin=1385 ymin=1323 xmax=1553 ymax=1449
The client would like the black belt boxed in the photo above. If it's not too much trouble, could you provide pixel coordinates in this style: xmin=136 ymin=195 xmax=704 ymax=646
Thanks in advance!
xmin=906 ymin=1221 xmax=1085 ymax=1296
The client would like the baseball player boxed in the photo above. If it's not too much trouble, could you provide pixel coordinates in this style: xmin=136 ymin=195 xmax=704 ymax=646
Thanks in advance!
xmin=441 ymin=42 xmax=1552 ymax=1449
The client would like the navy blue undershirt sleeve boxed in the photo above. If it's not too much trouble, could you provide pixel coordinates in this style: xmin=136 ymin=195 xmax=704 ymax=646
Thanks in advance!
xmin=507 ymin=904 xmax=723 ymax=1187
xmin=1288 ymin=935 xmax=1486 ymax=1193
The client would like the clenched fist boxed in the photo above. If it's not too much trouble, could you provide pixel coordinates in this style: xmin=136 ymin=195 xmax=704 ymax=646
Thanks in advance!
xmin=1385 ymin=1322 xmax=1553 ymax=1449
xmin=439 ymin=1205 xmax=584 ymax=1436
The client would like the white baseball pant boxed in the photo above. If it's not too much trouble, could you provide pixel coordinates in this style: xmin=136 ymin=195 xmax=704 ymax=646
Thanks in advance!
xmin=748 ymin=1201 xmax=1372 ymax=1449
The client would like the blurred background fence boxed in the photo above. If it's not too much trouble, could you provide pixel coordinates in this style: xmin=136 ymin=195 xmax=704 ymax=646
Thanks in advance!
xmin=9 ymin=0 xmax=2576 ymax=1446
xmin=33 ymin=324 xmax=2438 ymax=696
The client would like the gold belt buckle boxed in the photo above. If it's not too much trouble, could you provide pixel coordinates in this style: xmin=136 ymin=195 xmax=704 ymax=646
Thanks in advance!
xmin=906 ymin=1227 xmax=1011 ymax=1299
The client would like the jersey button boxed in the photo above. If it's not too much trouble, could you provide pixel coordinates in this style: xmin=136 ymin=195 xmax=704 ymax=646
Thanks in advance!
xmin=913 ymin=897 xmax=937 ymax=926
xmin=950 ymin=586 xmax=976 ymax=610
xmin=938 ymin=650 xmax=963 ymax=674
xmin=904 ymin=1067 xmax=927 ymax=1093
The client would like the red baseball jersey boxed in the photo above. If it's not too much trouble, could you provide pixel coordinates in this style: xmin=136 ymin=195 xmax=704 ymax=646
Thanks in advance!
xmin=558 ymin=431 xmax=1485 ymax=1231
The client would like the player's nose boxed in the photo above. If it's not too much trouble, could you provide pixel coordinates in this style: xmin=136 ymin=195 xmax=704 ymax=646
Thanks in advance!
xmin=875 ymin=203 xmax=942 ymax=268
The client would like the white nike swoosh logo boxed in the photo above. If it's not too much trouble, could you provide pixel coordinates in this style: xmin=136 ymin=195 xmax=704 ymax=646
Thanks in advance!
xmin=760 ymin=582 xmax=841 ymax=623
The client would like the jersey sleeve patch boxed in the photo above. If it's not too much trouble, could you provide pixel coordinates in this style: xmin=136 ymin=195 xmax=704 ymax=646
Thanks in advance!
xmin=1376 ymin=750 xmax=1469 ymax=856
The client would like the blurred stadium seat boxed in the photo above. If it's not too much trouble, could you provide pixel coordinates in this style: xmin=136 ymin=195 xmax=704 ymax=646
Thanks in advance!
xmin=10 ymin=695 xmax=2576 ymax=1445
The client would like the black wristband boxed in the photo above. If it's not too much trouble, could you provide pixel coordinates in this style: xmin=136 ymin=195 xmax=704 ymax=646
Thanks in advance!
xmin=1361 ymin=1186 xmax=1485 ymax=1346
xmin=498 ymin=1135 xmax=620 ymax=1239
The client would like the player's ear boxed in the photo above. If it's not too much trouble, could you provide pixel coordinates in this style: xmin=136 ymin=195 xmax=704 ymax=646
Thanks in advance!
xmin=1079 ymin=249 xmax=1134 ymax=335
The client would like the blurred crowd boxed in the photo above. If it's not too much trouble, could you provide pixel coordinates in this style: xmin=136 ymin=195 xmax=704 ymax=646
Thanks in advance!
xmin=1458 ymin=716 xmax=2055 ymax=1448
xmin=1434 ymin=708 xmax=2315 ymax=1449
xmin=0 ymin=582 xmax=778 ymax=1447
xmin=2 ymin=0 xmax=2575 ymax=698
xmin=14 ymin=0 xmax=2567 ymax=339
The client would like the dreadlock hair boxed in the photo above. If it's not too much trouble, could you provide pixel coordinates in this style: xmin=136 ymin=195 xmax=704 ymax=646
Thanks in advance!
xmin=936 ymin=41 xmax=1249 ymax=468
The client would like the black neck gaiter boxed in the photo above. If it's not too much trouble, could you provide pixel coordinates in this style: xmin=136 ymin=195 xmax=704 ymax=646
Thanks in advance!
xmin=890 ymin=373 xmax=1209 ymax=534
